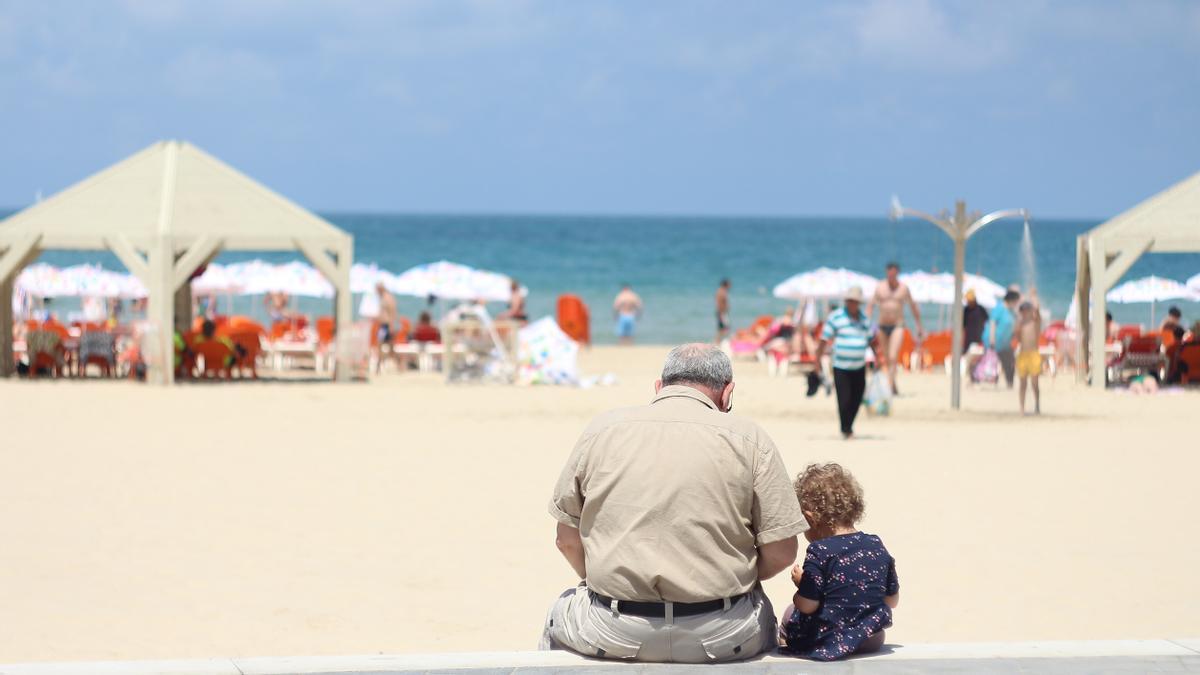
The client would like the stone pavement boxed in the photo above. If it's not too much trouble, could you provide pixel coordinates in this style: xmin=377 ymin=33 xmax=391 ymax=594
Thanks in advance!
xmin=1 ymin=639 xmax=1198 ymax=674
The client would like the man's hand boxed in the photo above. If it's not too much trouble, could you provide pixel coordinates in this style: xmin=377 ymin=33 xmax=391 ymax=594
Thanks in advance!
xmin=555 ymin=522 xmax=586 ymax=579
xmin=790 ymin=563 xmax=804 ymax=587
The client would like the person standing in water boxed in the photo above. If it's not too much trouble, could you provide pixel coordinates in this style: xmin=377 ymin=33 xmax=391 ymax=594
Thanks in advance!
xmin=498 ymin=279 xmax=528 ymax=325
xmin=715 ymin=278 xmax=731 ymax=344
xmin=613 ymin=284 xmax=643 ymax=345
xmin=866 ymin=263 xmax=924 ymax=395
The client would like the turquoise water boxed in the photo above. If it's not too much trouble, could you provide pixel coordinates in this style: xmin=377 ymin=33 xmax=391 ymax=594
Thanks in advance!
xmin=21 ymin=213 xmax=1200 ymax=344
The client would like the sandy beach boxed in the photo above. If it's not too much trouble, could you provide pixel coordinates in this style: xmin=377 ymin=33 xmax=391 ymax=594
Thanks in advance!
xmin=1 ymin=345 xmax=1197 ymax=662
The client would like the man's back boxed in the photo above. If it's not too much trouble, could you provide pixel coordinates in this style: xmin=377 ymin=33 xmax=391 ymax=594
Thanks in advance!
xmin=551 ymin=385 xmax=803 ymax=603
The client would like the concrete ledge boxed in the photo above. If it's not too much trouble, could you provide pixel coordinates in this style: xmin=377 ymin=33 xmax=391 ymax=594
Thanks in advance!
xmin=2 ymin=639 xmax=1198 ymax=675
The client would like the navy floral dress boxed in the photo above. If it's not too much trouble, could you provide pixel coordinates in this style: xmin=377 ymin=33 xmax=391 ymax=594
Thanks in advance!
xmin=780 ymin=532 xmax=898 ymax=661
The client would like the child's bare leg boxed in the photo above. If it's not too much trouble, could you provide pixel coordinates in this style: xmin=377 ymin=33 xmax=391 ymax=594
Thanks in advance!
xmin=778 ymin=603 xmax=796 ymax=646
xmin=1032 ymin=376 xmax=1040 ymax=414
xmin=1019 ymin=376 xmax=1027 ymax=413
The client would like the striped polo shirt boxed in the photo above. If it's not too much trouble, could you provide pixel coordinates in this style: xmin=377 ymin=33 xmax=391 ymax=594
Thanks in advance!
xmin=822 ymin=307 xmax=873 ymax=370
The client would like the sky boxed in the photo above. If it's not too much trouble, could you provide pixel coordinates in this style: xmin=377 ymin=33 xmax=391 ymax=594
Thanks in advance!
xmin=1 ymin=0 xmax=1198 ymax=218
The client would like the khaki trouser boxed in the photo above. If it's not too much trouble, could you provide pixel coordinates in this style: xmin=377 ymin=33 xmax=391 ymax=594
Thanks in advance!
xmin=539 ymin=583 xmax=777 ymax=664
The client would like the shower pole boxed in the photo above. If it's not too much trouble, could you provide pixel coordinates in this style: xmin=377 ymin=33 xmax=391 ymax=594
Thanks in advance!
xmin=890 ymin=200 xmax=1029 ymax=410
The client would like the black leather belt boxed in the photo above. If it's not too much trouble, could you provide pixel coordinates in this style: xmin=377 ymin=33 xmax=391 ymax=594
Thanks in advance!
xmin=590 ymin=591 xmax=749 ymax=618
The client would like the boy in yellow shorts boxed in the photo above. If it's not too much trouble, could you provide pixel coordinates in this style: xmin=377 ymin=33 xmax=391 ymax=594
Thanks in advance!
xmin=1016 ymin=298 xmax=1042 ymax=415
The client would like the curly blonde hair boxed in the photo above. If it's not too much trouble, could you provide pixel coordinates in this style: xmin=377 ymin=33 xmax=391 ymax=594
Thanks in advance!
xmin=794 ymin=463 xmax=864 ymax=528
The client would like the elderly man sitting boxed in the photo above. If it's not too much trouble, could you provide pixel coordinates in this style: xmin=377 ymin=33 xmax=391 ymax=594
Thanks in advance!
xmin=540 ymin=343 xmax=807 ymax=663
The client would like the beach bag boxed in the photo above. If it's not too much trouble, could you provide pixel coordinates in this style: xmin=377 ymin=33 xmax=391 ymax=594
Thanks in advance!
xmin=973 ymin=349 xmax=999 ymax=383
xmin=864 ymin=370 xmax=892 ymax=416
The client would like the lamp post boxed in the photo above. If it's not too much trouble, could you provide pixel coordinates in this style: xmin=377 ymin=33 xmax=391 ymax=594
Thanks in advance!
xmin=889 ymin=199 xmax=1029 ymax=410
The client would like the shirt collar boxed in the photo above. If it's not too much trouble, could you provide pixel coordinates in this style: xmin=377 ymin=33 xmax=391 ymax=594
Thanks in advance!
xmin=651 ymin=384 xmax=719 ymax=411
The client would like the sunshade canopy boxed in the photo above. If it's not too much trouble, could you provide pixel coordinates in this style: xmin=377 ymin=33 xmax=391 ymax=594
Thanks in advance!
xmin=0 ymin=140 xmax=355 ymax=383
xmin=1075 ymin=169 xmax=1200 ymax=387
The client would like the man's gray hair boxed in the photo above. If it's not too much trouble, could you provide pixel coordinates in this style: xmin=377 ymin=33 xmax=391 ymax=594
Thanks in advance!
xmin=661 ymin=343 xmax=733 ymax=391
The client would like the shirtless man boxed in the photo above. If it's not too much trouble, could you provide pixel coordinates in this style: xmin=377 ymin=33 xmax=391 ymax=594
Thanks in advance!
xmin=613 ymin=284 xmax=643 ymax=345
xmin=715 ymin=279 xmax=731 ymax=343
xmin=866 ymin=262 xmax=924 ymax=395
xmin=376 ymin=282 xmax=399 ymax=344
xmin=264 ymin=291 xmax=291 ymax=324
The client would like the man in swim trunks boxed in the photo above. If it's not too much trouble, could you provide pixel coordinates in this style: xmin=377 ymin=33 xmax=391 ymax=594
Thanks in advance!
xmin=866 ymin=263 xmax=924 ymax=395
xmin=715 ymin=278 xmax=731 ymax=344
xmin=613 ymin=284 xmax=643 ymax=345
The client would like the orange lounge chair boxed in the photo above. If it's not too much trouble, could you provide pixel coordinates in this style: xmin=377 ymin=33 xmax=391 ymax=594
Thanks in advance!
xmin=190 ymin=339 xmax=234 ymax=379
xmin=1177 ymin=343 xmax=1200 ymax=385
xmin=920 ymin=331 xmax=953 ymax=370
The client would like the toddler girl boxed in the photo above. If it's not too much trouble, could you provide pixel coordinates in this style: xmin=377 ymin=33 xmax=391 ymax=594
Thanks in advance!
xmin=779 ymin=463 xmax=899 ymax=661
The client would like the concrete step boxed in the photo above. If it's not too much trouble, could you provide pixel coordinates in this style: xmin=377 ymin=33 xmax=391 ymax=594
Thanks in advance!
xmin=1 ymin=639 xmax=1198 ymax=675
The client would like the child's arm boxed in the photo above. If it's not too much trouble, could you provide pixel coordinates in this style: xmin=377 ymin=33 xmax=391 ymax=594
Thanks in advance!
xmin=790 ymin=564 xmax=821 ymax=614
xmin=884 ymin=592 xmax=900 ymax=608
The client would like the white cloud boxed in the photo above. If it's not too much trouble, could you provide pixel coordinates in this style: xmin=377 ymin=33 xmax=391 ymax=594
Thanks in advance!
xmin=164 ymin=47 xmax=280 ymax=100
xmin=842 ymin=0 xmax=1013 ymax=72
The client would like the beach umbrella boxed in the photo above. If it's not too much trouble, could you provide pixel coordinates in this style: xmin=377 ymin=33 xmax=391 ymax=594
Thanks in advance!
xmin=240 ymin=260 xmax=334 ymax=298
xmin=899 ymin=271 xmax=1005 ymax=309
xmin=350 ymin=263 xmax=397 ymax=294
xmin=1186 ymin=273 xmax=1200 ymax=300
xmin=190 ymin=263 xmax=244 ymax=294
xmin=1106 ymin=275 xmax=1190 ymax=326
xmin=389 ymin=260 xmax=522 ymax=302
xmin=16 ymin=263 xmax=147 ymax=298
xmin=772 ymin=267 xmax=878 ymax=300
xmin=516 ymin=316 xmax=580 ymax=386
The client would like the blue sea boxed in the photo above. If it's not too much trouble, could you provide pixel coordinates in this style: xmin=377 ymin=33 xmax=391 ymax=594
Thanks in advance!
xmin=20 ymin=213 xmax=1200 ymax=344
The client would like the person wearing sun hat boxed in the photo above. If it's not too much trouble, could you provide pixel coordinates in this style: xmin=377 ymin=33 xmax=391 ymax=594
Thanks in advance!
xmin=815 ymin=286 xmax=874 ymax=439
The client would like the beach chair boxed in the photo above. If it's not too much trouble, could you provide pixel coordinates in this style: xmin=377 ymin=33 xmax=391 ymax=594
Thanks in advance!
xmin=920 ymin=331 xmax=953 ymax=371
xmin=77 ymin=331 xmax=116 ymax=377
xmin=1176 ymin=343 xmax=1200 ymax=385
xmin=191 ymin=339 xmax=234 ymax=380
xmin=221 ymin=329 xmax=262 ymax=379
xmin=1108 ymin=334 xmax=1165 ymax=384
xmin=26 ymin=329 xmax=65 ymax=378
xmin=314 ymin=316 xmax=336 ymax=372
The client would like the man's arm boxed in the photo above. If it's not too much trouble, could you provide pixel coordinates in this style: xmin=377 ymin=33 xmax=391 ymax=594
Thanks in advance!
xmin=908 ymin=293 xmax=924 ymax=335
xmin=757 ymin=535 xmax=798 ymax=580
xmin=555 ymin=522 xmax=586 ymax=579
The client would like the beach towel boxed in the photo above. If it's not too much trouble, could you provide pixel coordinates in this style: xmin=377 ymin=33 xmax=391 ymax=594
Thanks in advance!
xmin=864 ymin=370 xmax=892 ymax=416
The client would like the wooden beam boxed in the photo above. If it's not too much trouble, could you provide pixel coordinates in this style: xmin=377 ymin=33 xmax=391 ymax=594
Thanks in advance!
xmin=105 ymin=235 xmax=151 ymax=283
xmin=1099 ymin=238 xmax=1153 ymax=289
xmin=0 ymin=234 xmax=41 ymax=282
xmin=295 ymin=238 xmax=340 ymax=284
xmin=171 ymin=235 xmax=223 ymax=290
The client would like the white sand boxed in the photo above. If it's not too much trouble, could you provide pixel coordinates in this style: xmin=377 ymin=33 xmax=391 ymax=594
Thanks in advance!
xmin=1 ymin=346 xmax=1197 ymax=662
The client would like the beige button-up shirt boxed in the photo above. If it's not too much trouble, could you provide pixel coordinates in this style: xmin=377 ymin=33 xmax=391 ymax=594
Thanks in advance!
xmin=549 ymin=385 xmax=807 ymax=602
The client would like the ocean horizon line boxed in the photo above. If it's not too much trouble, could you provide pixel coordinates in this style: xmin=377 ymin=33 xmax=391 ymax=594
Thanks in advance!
xmin=0 ymin=206 xmax=1106 ymax=224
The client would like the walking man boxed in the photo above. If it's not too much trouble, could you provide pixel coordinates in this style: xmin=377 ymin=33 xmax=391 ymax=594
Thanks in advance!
xmin=867 ymin=263 xmax=924 ymax=395
xmin=541 ymin=344 xmax=806 ymax=663
xmin=715 ymin=279 xmax=731 ymax=343
xmin=816 ymin=287 xmax=873 ymax=439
